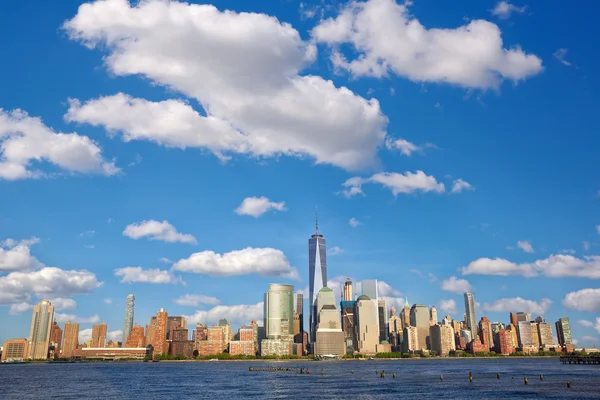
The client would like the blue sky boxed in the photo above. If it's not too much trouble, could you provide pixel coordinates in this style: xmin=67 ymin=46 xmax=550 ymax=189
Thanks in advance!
xmin=1 ymin=0 xmax=599 ymax=347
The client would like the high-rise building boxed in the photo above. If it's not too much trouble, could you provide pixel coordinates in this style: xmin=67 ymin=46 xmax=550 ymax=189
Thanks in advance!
xmin=167 ymin=316 xmax=187 ymax=340
xmin=510 ymin=312 xmax=518 ymax=327
xmin=430 ymin=324 xmax=455 ymax=356
xmin=28 ymin=299 xmax=54 ymax=359
xmin=388 ymin=305 xmax=402 ymax=350
xmin=402 ymin=326 xmax=419 ymax=353
xmin=314 ymin=288 xmax=345 ymax=356
xmin=340 ymin=300 xmax=356 ymax=353
xmin=430 ymin=306 xmax=438 ymax=326
xmin=354 ymin=295 xmax=379 ymax=354
xmin=378 ymin=299 xmax=387 ymax=343
xmin=125 ymin=325 xmax=146 ymax=348
xmin=262 ymin=284 xmax=294 ymax=357
xmin=516 ymin=312 xmax=531 ymax=322
xmin=308 ymin=210 xmax=327 ymax=344
xmin=555 ymin=317 xmax=573 ymax=346
xmin=479 ymin=317 xmax=494 ymax=350
xmin=517 ymin=321 xmax=533 ymax=347
xmin=400 ymin=299 xmax=411 ymax=330
xmin=1 ymin=338 xmax=29 ymax=362
xmin=62 ymin=322 xmax=79 ymax=358
xmin=154 ymin=308 xmax=169 ymax=354
xmin=145 ymin=316 xmax=157 ymax=349
xmin=410 ymin=304 xmax=430 ymax=350
xmin=495 ymin=329 xmax=514 ymax=355
xmin=49 ymin=321 xmax=62 ymax=357
xmin=538 ymin=322 xmax=554 ymax=347
xmin=531 ymin=322 xmax=541 ymax=348
xmin=122 ymin=294 xmax=135 ymax=347
xmin=343 ymin=278 xmax=353 ymax=301
xmin=361 ymin=280 xmax=379 ymax=300
xmin=506 ymin=324 xmax=519 ymax=349
xmin=463 ymin=293 xmax=477 ymax=342
xmin=91 ymin=323 xmax=107 ymax=348
xmin=294 ymin=293 xmax=304 ymax=345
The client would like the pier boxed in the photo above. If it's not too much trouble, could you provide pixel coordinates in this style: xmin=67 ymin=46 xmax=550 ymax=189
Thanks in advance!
xmin=560 ymin=355 xmax=600 ymax=365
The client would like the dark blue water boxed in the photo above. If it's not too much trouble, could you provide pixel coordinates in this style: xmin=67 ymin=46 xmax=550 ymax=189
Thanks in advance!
xmin=1 ymin=358 xmax=598 ymax=399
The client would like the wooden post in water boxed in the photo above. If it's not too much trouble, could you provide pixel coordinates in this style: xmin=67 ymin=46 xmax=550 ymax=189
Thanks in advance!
xmin=524 ymin=377 xmax=528 ymax=385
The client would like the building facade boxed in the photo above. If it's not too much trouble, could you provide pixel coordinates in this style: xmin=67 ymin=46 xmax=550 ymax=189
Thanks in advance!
xmin=1 ymin=339 xmax=29 ymax=361
xmin=556 ymin=317 xmax=573 ymax=346
xmin=354 ymin=295 xmax=379 ymax=354
xmin=262 ymin=283 xmax=294 ymax=357
xmin=308 ymin=217 xmax=327 ymax=344
xmin=62 ymin=322 xmax=79 ymax=358
xmin=91 ymin=323 xmax=107 ymax=348
xmin=122 ymin=294 xmax=135 ymax=348
xmin=464 ymin=293 xmax=477 ymax=342
xmin=410 ymin=304 xmax=430 ymax=351
xmin=28 ymin=299 xmax=54 ymax=360
xmin=125 ymin=325 xmax=146 ymax=348
xmin=49 ymin=321 xmax=62 ymax=357
xmin=430 ymin=324 xmax=455 ymax=356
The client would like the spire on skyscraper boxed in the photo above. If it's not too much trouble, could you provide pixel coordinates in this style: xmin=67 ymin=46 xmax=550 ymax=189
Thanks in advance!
xmin=315 ymin=206 xmax=319 ymax=235
xmin=404 ymin=297 xmax=410 ymax=307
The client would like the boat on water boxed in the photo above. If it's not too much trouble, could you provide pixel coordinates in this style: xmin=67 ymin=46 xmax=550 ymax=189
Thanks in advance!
xmin=208 ymin=358 xmax=219 ymax=361
xmin=314 ymin=355 xmax=341 ymax=361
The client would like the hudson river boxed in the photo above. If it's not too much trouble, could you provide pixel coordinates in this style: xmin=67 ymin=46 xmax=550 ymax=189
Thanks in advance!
xmin=1 ymin=358 xmax=597 ymax=399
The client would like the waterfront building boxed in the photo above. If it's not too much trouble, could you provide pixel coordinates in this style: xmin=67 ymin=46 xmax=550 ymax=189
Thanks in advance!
xmin=517 ymin=321 xmax=533 ymax=348
xmin=340 ymin=300 xmax=356 ymax=353
xmin=355 ymin=295 xmax=379 ymax=354
xmin=378 ymin=299 xmax=388 ymax=343
xmin=555 ymin=317 xmax=573 ymax=346
xmin=460 ymin=329 xmax=472 ymax=345
xmin=495 ymin=329 xmax=514 ymax=355
xmin=250 ymin=320 xmax=261 ymax=354
xmin=463 ymin=293 xmax=477 ymax=342
xmin=314 ymin=288 xmax=345 ymax=356
xmin=262 ymin=283 xmax=294 ymax=357
xmin=91 ymin=322 xmax=107 ymax=348
xmin=429 ymin=306 xmax=438 ymax=326
xmin=430 ymin=324 xmax=455 ymax=356
xmin=308 ymin=211 xmax=327 ymax=345
xmin=218 ymin=319 xmax=232 ymax=345
xmin=167 ymin=316 xmax=187 ymax=340
xmin=294 ymin=293 xmax=304 ymax=345
xmin=410 ymin=304 xmax=430 ymax=351
xmin=538 ymin=322 xmax=554 ymax=347
xmin=154 ymin=308 xmax=169 ymax=355
xmin=27 ymin=299 xmax=54 ymax=360
xmin=402 ymin=326 xmax=419 ymax=353
xmin=62 ymin=322 xmax=79 ymax=358
xmin=400 ymin=299 xmax=411 ymax=330
xmin=516 ymin=312 xmax=531 ymax=322
xmin=478 ymin=317 xmax=494 ymax=350
xmin=125 ymin=325 xmax=146 ymax=348
xmin=388 ymin=305 xmax=402 ymax=350
xmin=1 ymin=338 xmax=28 ymax=361
xmin=510 ymin=312 xmax=518 ymax=327
xmin=229 ymin=341 xmax=255 ymax=356
xmin=122 ymin=294 xmax=135 ymax=349
xmin=506 ymin=323 xmax=519 ymax=348
xmin=531 ymin=321 xmax=541 ymax=348
xmin=145 ymin=317 xmax=157 ymax=349
xmin=343 ymin=278 xmax=353 ymax=301
xmin=72 ymin=347 xmax=151 ymax=360
xmin=170 ymin=327 xmax=193 ymax=358
xmin=469 ymin=325 xmax=490 ymax=354
xmin=49 ymin=321 xmax=62 ymax=357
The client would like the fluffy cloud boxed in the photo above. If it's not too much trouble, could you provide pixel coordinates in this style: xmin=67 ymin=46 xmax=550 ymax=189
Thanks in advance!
xmin=55 ymin=313 xmax=101 ymax=324
xmin=329 ymin=246 xmax=344 ymax=255
xmin=384 ymin=138 xmax=434 ymax=156
xmin=234 ymin=197 xmax=286 ymax=218
xmin=173 ymin=247 xmax=299 ymax=279
xmin=553 ymin=48 xmax=572 ymax=67
xmin=107 ymin=330 xmax=123 ymax=342
xmin=451 ymin=179 xmax=473 ymax=194
xmin=312 ymin=0 xmax=542 ymax=89
xmin=491 ymin=1 xmax=527 ymax=19
xmin=0 ymin=267 xmax=102 ymax=305
xmin=0 ymin=108 xmax=118 ymax=180
xmin=79 ymin=328 xmax=93 ymax=344
xmin=578 ymin=320 xmax=595 ymax=328
xmin=123 ymin=220 xmax=196 ymax=244
xmin=342 ymin=170 xmax=446 ymax=197
xmin=482 ymin=297 xmax=552 ymax=315
xmin=114 ymin=267 xmax=182 ymax=285
xmin=439 ymin=299 xmax=458 ymax=315
xmin=63 ymin=0 xmax=388 ymax=171
xmin=173 ymin=294 xmax=221 ymax=307
xmin=8 ymin=302 xmax=33 ymax=315
xmin=563 ymin=289 xmax=600 ymax=312
xmin=461 ymin=254 xmax=600 ymax=278
xmin=349 ymin=218 xmax=361 ymax=227
xmin=48 ymin=298 xmax=77 ymax=311
xmin=0 ymin=237 xmax=44 ymax=272
xmin=441 ymin=276 xmax=472 ymax=294
xmin=517 ymin=240 xmax=534 ymax=253
xmin=185 ymin=302 xmax=264 ymax=327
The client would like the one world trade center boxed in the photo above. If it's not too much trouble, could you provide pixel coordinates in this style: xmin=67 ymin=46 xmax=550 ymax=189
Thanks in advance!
xmin=308 ymin=208 xmax=327 ymax=345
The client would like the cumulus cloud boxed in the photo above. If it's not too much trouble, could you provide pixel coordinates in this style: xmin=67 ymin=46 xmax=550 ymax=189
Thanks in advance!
xmin=553 ymin=48 xmax=572 ymax=67
xmin=517 ymin=240 xmax=534 ymax=253
xmin=491 ymin=1 xmax=527 ymax=19
xmin=63 ymin=0 xmax=388 ymax=171
xmin=482 ymin=297 xmax=552 ymax=315
xmin=123 ymin=220 xmax=196 ymax=244
xmin=312 ymin=0 xmax=542 ymax=89
xmin=461 ymin=254 xmax=600 ymax=278
xmin=114 ymin=267 xmax=182 ymax=285
xmin=0 ymin=108 xmax=118 ymax=180
xmin=173 ymin=294 xmax=221 ymax=307
xmin=349 ymin=218 xmax=361 ymax=227
xmin=107 ymin=330 xmax=123 ymax=342
xmin=234 ymin=196 xmax=286 ymax=217
xmin=0 ymin=267 xmax=102 ymax=305
xmin=441 ymin=276 xmax=472 ymax=294
xmin=563 ymin=289 xmax=600 ymax=312
xmin=342 ymin=170 xmax=446 ymax=197
xmin=48 ymin=298 xmax=77 ymax=311
xmin=173 ymin=247 xmax=299 ymax=279
xmin=439 ymin=299 xmax=458 ymax=315
xmin=185 ymin=302 xmax=264 ymax=327
xmin=55 ymin=313 xmax=101 ymax=324
xmin=384 ymin=138 xmax=434 ymax=156
xmin=329 ymin=246 xmax=344 ymax=255
xmin=578 ymin=320 xmax=595 ymax=328
xmin=8 ymin=302 xmax=33 ymax=315
xmin=0 ymin=237 xmax=44 ymax=272
xmin=451 ymin=179 xmax=473 ymax=193
xmin=583 ymin=241 xmax=590 ymax=251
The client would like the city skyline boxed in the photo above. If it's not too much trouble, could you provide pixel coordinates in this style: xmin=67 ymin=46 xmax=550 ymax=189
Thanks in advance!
xmin=2 ymin=0 xmax=600 ymax=351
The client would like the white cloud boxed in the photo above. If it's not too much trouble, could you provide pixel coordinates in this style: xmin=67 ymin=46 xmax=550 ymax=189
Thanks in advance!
xmin=563 ymin=289 xmax=600 ymax=312
xmin=173 ymin=294 xmax=221 ymax=307
xmin=123 ymin=220 xmax=196 ymax=244
xmin=451 ymin=179 xmax=473 ymax=194
xmin=48 ymin=298 xmax=77 ymax=311
xmin=55 ymin=313 xmax=101 ymax=324
xmin=439 ymin=299 xmax=457 ymax=315
xmin=114 ymin=267 xmax=182 ymax=285
xmin=377 ymin=281 xmax=402 ymax=297
xmin=159 ymin=257 xmax=172 ymax=264
xmin=63 ymin=1 xmax=388 ymax=171
xmin=349 ymin=218 xmax=361 ymax=227
xmin=553 ymin=48 xmax=572 ymax=67
xmin=173 ymin=247 xmax=299 ymax=279
xmin=578 ymin=320 xmax=594 ymax=328
xmin=0 ymin=237 xmax=44 ymax=272
xmin=461 ymin=254 xmax=600 ymax=278
xmin=79 ymin=328 xmax=93 ymax=344
xmin=329 ymin=246 xmax=344 ymax=255
xmin=8 ymin=302 xmax=33 ymax=315
xmin=0 ymin=108 xmax=118 ymax=180
xmin=80 ymin=230 xmax=96 ymax=237
xmin=234 ymin=196 xmax=286 ymax=218
xmin=577 ymin=336 xmax=599 ymax=347
xmin=342 ymin=170 xmax=446 ymax=197
xmin=0 ymin=267 xmax=102 ymax=305
xmin=312 ymin=0 xmax=542 ymax=89
xmin=482 ymin=297 xmax=552 ymax=315
xmin=583 ymin=241 xmax=590 ymax=251
xmin=491 ymin=1 xmax=527 ymax=19
xmin=107 ymin=330 xmax=123 ymax=342
xmin=441 ymin=276 xmax=472 ymax=294
xmin=104 ymin=298 xmax=112 ymax=304
xmin=185 ymin=302 xmax=264 ymax=327
xmin=517 ymin=240 xmax=534 ymax=253
xmin=385 ymin=138 xmax=419 ymax=156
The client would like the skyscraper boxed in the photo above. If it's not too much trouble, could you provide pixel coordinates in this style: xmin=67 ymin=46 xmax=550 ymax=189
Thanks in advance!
xmin=343 ymin=278 xmax=353 ymax=301
xmin=464 ymin=293 xmax=477 ymax=341
xmin=430 ymin=306 xmax=438 ymax=326
xmin=294 ymin=293 xmax=304 ymax=344
xmin=410 ymin=304 xmax=429 ymax=350
xmin=355 ymin=295 xmax=379 ymax=354
xmin=49 ymin=321 xmax=62 ymax=357
xmin=28 ymin=299 xmax=54 ymax=359
xmin=91 ymin=322 xmax=107 ymax=348
xmin=308 ymin=209 xmax=326 ymax=344
xmin=314 ymin=288 xmax=345 ymax=356
xmin=262 ymin=284 xmax=294 ymax=356
xmin=122 ymin=294 xmax=135 ymax=346
xmin=62 ymin=322 xmax=79 ymax=358
xmin=555 ymin=317 xmax=573 ymax=346
xmin=155 ymin=308 xmax=169 ymax=355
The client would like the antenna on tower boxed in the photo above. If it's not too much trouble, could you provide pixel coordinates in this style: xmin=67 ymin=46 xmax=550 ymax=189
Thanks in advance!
xmin=315 ymin=206 xmax=319 ymax=235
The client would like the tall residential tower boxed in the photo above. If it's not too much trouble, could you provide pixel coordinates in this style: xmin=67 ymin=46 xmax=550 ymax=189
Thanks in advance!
xmin=464 ymin=293 xmax=477 ymax=342
xmin=28 ymin=299 xmax=54 ymax=359
xmin=309 ymin=209 xmax=327 ymax=344
xmin=122 ymin=294 xmax=135 ymax=346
